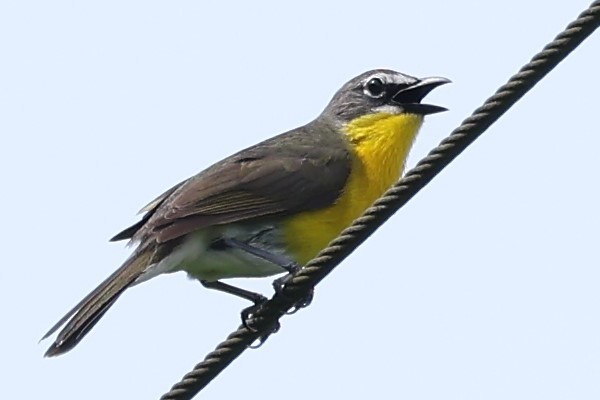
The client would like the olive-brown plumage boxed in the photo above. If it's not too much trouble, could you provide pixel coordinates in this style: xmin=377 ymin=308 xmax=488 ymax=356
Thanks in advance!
xmin=42 ymin=69 xmax=449 ymax=357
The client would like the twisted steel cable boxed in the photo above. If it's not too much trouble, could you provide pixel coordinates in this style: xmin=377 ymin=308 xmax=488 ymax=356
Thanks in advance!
xmin=160 ymin=2 xmax=600 ymax=399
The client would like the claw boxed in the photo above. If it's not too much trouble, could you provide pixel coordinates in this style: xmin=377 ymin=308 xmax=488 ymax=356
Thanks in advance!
xmin=285 ymin=288 xmax=314 ymax=314
xmin=241 ymin=302 xmax=266 ymax=332
xmin=249 ymin=322 xmax=281 ymax=349
xmin=273 ymin=274 xmax=315 ymax=315
xmin=241 ymin=303 xmax=281 ymax=348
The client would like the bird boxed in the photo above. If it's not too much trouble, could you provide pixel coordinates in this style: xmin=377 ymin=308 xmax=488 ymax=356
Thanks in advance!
xmin=42 ymin=69 xmax=449 ymax=357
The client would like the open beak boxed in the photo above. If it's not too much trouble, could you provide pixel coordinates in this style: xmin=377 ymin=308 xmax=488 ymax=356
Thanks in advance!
xmin=392 ymin=76 xmax=451 ymax=115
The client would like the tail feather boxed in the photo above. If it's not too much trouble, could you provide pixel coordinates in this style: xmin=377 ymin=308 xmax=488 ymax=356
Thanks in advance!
xmin=43 ymin=246 xmax=155 ymax=357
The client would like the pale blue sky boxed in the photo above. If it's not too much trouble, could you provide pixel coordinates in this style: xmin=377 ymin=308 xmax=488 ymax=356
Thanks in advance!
xmin=1 ymin=1 xmax=599 ymax=399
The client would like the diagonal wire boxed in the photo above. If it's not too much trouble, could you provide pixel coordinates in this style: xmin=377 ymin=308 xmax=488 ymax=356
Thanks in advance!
xmin=160 ymin=2 xmax=600 ymax=399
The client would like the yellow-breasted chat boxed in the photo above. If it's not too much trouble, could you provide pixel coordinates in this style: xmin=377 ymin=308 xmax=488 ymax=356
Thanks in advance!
xmin=42 ymin=69 xmax=449 ymax=356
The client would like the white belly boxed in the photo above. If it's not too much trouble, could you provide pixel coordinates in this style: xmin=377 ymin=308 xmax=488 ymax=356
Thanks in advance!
xmin=134 ymin=224 xmax=289 ymax=284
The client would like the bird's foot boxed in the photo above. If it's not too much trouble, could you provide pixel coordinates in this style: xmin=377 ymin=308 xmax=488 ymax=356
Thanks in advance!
xmin=273 ymin=269 xmax=315 ymax=315
xmin=241 ymin=298 xmax=281 ymax=348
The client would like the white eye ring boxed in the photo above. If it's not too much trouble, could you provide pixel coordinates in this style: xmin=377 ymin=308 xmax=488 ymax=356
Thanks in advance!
xmin=363 ymin=77 xmax=385 ymax=98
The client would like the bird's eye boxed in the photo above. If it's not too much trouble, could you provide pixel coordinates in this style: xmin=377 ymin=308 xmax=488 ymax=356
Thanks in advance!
xmin=364 ymin=77 xmax=385 ymax=98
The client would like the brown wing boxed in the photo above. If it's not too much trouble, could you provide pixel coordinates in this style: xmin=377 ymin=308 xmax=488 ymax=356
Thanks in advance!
xmin=114 ymin=121 xmax=352 ymax=244
xmin=110 ymin=180 xmax=185 ymax=241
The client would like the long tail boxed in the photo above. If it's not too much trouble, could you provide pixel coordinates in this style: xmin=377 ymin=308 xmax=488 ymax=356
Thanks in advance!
xmin=42 ymin=245 xmax=156 ymax=357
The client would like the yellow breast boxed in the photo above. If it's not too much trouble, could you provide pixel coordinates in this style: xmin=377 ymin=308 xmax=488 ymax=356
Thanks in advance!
xmin=283 ymin=113 xmax=424 ymax=264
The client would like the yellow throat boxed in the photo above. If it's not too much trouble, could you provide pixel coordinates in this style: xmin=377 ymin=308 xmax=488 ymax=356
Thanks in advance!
xmin=283 ymin=112 xmax=424 ymax=264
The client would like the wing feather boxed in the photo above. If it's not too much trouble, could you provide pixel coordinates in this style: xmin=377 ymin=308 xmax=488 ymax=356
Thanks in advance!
xmin=113 ymin=122 xmax=352 ymax=244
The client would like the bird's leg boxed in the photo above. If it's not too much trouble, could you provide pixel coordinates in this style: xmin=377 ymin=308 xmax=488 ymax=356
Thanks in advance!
xmin=200 ymin=280 xmax=267 ymax=304
xmin=200 ymin=279 xmax=279 ymax=346
xmin=220 ymin=237 xmax=314 ymax=315
xmin=220 ymin=237 xmax=300 ymax=273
